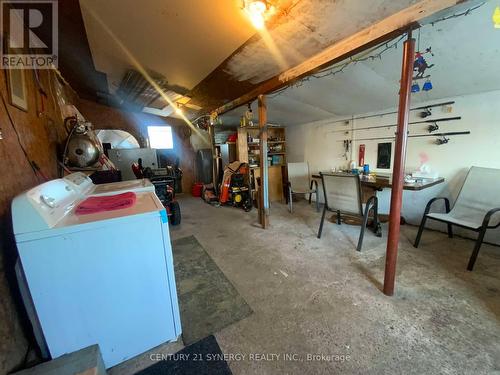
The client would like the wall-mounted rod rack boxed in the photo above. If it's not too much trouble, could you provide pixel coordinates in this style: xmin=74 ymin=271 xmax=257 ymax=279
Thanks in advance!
xmin=323 ymin=101 xmax=456 ymax=126
xmin=330 ymin=116 xmax=462 ymax=134
xmin=338 ymin=131 xmax=470 ymax=142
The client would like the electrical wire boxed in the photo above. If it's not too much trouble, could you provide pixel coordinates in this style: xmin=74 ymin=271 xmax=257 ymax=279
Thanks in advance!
xmin=267 ymin=33 xmax=407 ymax=99
xmin=429 ymin=2 xmax=486 ymax=26
xmin=0 ymin=89 xmax=45 ymax=182
xmin=267 ymin=1 xmax=486 ymax=99
xmin=313 ymin=34 xmax=407 ymax=78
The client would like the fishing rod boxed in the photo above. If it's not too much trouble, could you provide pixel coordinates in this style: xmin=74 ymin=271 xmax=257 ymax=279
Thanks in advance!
xmin=322 ymin=101 xmax=456 ymax=126
xmin=330 ymin=116 xmax=461 ymax=133
xmin=337 ymin=131 xmax=470 ymax=143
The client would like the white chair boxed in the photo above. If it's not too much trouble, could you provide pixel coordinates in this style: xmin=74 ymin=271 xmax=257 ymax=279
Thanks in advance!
xmin=317 ymin=173 xmax=381 ymax=251
xmin=414 ymin=166 xmax=500 ymax=271
xmin=287 ymin=162 xmax=319 ymax=213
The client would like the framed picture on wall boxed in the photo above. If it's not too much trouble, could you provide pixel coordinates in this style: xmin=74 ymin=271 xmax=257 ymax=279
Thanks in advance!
xmin=2 ymin=29 xmax=29 ymax=112
xmin=6 ymin=68 xmax=28 ymax=111
xmin=377 ymin=142 xmax=392 ymax=169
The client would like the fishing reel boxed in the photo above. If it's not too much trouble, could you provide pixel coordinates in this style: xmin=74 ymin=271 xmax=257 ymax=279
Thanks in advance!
xmin=435 ymin=136 xmax=450 ymax=145
xmin=419 ymin=108 xmax=432 ymax=118
xmin=428 ymin=123 xmax=439 ymax=133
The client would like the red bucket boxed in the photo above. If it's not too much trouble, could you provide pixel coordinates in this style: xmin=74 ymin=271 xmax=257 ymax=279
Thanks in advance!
xmin=191 ymin=182 xmax=203 ymax=197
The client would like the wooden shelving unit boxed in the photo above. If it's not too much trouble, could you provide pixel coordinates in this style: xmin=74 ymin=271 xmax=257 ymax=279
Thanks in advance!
xmin=237 ymin=126 xmax=287 ymax=202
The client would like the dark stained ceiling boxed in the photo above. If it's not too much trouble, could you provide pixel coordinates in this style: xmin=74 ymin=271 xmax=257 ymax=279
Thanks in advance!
xmin=57 ymin=0 xmax=108 ymax=100
xmin=57 ymin=0 xmax=485 ymax=121
xmin=78 ymin=0 xmax=421 ymax=114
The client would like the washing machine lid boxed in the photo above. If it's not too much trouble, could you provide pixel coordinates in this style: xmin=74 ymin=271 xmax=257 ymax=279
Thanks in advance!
xmin=12 ymin=179 xmax=81 ymax=235
xmin=55 ymin=191 xmax=164 ymax=230
xmin=13 ymin=180 xmax=166 ymax=241
xmin=91 ymin=179 xmax=154 ymax=196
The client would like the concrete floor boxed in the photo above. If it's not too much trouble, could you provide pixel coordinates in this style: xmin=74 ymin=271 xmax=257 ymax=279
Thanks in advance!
xmin=119 ymin=195 xmax=500 ymax=375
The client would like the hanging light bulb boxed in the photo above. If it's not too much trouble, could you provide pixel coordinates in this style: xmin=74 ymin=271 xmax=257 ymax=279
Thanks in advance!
xmin=244 ymin=0 xmax=267 ymax=29
xmin=493 ymin=6 xmax=500 ymax=28
xmin=411 ymin=82 xmax=420 ymax=93
xmin=422 ymin=80 xmax=433 ymax=91
xmin=245 ymin=103 xmax=253 ymax=120
xmin=249 ymin=12 xmax=265 ymax=29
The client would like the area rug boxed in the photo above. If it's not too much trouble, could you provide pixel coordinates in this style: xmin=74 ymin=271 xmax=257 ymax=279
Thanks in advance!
xmin=136 ymin=335 xmax=232 ymax=375
xmin=172 ymin=236 xmax=253 ymax=345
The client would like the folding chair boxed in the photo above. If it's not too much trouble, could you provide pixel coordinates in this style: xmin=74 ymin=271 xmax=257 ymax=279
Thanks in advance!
xmin=317 ymin=172 xmax=381 ymax=251
xmin=414 ymin=166 xmax=500 ymax=270
xmin=287 ymin=162 xmax=319 ymax=213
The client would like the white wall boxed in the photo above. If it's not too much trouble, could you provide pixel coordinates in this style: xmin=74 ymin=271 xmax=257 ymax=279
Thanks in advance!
xmin=287 ymin=90 xmax=500 ymax=244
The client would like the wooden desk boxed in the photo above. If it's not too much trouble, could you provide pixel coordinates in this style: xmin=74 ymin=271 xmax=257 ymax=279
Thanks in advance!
xmin=311 ymin=173 xmax=445 ymax=191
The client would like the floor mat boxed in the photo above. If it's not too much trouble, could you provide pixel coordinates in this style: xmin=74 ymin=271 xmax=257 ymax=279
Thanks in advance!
xmin=172 ymin=235 xmax=253 ymax=345
xmin=135 ymin=335 xmax=232 ymax=375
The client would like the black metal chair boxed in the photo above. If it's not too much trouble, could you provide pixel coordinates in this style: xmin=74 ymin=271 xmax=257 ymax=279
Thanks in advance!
xmin=414 ymin=166 xmax=500 ymax=270
xmin=317 ymin=172 xmax=381 ymax=251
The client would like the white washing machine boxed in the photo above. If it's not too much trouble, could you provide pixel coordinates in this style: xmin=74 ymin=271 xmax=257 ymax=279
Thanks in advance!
xmin=12 ymin=178 xmax=181 ymax=368
xmin=63 ymin=172 xmax=154 ymax=196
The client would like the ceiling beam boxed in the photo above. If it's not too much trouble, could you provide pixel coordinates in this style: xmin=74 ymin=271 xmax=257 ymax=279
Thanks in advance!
xmin=213 ymin=0 xmax=472 ymax=116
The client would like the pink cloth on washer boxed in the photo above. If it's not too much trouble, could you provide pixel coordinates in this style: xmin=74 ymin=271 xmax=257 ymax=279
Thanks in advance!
xmin=75 ymin=192 xmax=137 ymax=215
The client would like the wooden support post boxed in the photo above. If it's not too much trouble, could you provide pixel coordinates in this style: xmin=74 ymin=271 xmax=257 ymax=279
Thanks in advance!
xmin=208 ymin=123 xmax=218 ymax=194
xmin=258 ymin=95 xmax=269 ymax=229
xmin=383 ymin=31 xmax=415 ymax=296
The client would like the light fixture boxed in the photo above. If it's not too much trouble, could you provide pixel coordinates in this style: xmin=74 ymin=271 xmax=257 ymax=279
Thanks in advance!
xmin=411 ymin=82 xmax=420 ymax=93
xmin=493 ymin=6 xmax=500 ymax=28
xmin=175 ymin=104 xmax=183 ymax=114
xmin=244 ymin=0 xmax=268 ymax=29
xmin=245 ymin=103 xmax=253 ymax=120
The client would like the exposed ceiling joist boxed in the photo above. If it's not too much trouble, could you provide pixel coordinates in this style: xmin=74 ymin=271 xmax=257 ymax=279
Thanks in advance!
xmin=213 ymin=0 xmax=474 ymax=116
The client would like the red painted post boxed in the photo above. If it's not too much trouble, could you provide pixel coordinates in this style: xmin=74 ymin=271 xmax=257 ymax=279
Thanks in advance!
xmin=383 ymin=31 xmax=415 ymax=296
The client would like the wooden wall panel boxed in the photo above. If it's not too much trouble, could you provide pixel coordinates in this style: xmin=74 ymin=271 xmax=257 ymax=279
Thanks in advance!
xmin=0 ymin=78 xmax=196 ymax=374
xmin=0 ymin=67 xmax=70 ymax=374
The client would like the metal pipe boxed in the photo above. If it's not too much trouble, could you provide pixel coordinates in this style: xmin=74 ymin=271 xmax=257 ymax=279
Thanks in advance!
xmin=383 ymin=32 xmax=415 ymax=296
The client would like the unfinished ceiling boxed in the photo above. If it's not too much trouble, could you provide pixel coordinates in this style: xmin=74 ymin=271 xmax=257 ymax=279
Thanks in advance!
xmin=224 ymin=0 xmax=419 ymax=84
xmin=77 ymin=0 xmax=434 ymax=116
xmin=79 ymin=0 xmax=256 ymax=94
xmin=221 ymin=2 xmax=500 ymax=126
xmin=190 ymin=0 xmax=425 ymax=111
